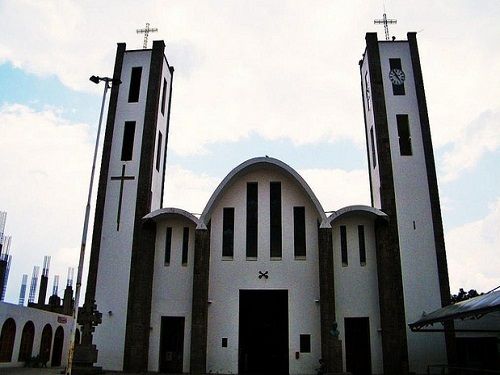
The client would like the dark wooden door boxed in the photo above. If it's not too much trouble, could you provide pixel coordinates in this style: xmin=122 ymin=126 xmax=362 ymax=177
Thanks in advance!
xmin=159 ymin=316 xmax=185 ymax=373
xmin=239 ymin=290 xmax=289 ymax=374
xmin=345 ymin=317 xmax=372 ymax=375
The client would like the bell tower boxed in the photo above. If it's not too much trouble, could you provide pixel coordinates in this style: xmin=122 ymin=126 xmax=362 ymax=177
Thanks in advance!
xmin=360 ymin=32 xmax=453 ymax=374
xmin=79 ymin=41 xmax=174 ymax=372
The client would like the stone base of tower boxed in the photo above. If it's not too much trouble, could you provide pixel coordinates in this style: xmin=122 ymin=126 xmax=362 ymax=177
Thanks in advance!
xmin=72 ymin=344 xmax=103 ymax=375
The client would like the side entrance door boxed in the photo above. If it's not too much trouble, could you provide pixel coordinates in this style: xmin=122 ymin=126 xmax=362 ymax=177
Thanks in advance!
xmin=159 ymin=316 xmax=185 ymax=373
xmin=345 ymin=317 xmax=372 ymax=375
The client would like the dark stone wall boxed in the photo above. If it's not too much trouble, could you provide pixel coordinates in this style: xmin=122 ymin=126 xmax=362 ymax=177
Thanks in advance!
xmin=366 ymin=32 xmax=409 ymax=375
xmin=0 ymin=260 xmax=6 ymax=301
xmin=190 ymin=228 xmax=211 ymax=374
xmin=38 ymin=275 xmax=48 ymax=306
xmin=318 ymin=226 xmax=343 ymax=373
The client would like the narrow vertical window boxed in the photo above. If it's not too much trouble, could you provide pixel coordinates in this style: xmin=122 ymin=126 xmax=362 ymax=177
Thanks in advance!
xmin=358 ymin=225 xmax=366 ymax=266
xmin=121 ymin=121 xmax=136 ymax=161
xmin=294 ymin=206 xmax=306 ymax=258
xmin=364 ymin=71 xmax=371 ymax=111
xmin=396 ymin=114 xmax=412 ymax=156
xmin=246 ymin=182 xmax=258 ymax=258
xmin=222 ymin=207 xmax=234 ymax=258
xmin=389 ymin=58 xmax=405 ymax=96
xmin=128 ymin=67 xmax=142 ymax=102
xmin=370 ymin=127 xmax=377 ymax=168
xmin=340 ymin=225 xmax=348 ymax=266
xmin=182 ymin=227 xmax=189 ymax=265
xmin=156 ymin=131 xmax=163 ymax=171
xmin=270 ymin=182 xmax=282 ymax=258
xmin=164 ymin=227 xmax=172 ymax=265
xmin=161 ymin=78 xmax=167 ymax=115
xmin=300 ymin=334 xmax=311 ymax=353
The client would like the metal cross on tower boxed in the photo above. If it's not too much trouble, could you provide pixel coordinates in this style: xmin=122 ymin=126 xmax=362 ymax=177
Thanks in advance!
xmin=374 ymin=13 xmax=397 ymax=41
xmin=136 ymin=22 xmax=158 ymax=49
xmin=110 ymin=164 xmax=135 ymax=231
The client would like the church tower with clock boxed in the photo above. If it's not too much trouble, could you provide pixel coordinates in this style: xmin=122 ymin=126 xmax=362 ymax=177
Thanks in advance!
xmin=72 ymin=31 xmax=457 ymax=375
xmin=360 ymin=32 xmax=454 ymax=372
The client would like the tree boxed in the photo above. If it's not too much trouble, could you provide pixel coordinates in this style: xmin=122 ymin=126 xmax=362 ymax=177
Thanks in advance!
xmin=450 ymin=288 xmax=482 ymax=304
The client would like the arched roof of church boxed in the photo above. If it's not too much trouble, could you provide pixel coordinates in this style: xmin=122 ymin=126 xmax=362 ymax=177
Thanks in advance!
xmin=323 ymin=205 xmax=387 ymax=226
xmin=198 ymin=157 xmax=328 ymax=229
xmin=144 ymin=207 xmax=200 ymax=226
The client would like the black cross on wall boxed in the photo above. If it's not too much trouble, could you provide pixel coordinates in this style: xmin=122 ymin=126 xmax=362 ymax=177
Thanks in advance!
xmin=258 ymin=271 xmax=269 ymax=279
xmin=110 ymin=164 xmax=135 ymax=231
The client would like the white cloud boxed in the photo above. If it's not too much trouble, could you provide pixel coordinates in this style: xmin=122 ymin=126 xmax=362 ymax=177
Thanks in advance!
xmin=446 ymin=198 xmax=500 ymax=294
xmin=298 ymin=168 xmax=371 ymax=212
xmin=0 ymin=0 xmax=373 ymax=156
xmin=1 ymin=1 xmax=499 ymax=159
xmin=163 ymin=164 xmax=220 ymax=215
xmin=440 ymin=110 xmax=500 ymax=182
xmin=0 ymin=103 xmax=93 ymax=303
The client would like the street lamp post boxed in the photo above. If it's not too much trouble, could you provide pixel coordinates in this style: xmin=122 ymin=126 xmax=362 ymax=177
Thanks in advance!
xmin=66 ymin=75 xmax=120 ymax=375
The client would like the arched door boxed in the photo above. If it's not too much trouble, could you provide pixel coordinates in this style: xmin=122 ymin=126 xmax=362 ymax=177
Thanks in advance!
xmin=18 ymin=321 xmax=35 ymax=361
xmin=51 ymin=326 xmax=64 ymax=366
xmin=39 ymin=324 xmax=52 ymax=366
xmin=0 ymin=318 xmax=16 ymax=362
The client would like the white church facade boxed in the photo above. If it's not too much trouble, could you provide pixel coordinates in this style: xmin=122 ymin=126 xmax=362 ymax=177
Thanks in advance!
xmin=74 ymin=32 xmax=454 ymax=375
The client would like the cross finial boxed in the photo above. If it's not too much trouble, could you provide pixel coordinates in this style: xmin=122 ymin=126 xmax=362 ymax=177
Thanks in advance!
xmin=136 ymin=22 xmax=158 ymax=49
xmin=374 ymin=12 xmax=397 ymax=41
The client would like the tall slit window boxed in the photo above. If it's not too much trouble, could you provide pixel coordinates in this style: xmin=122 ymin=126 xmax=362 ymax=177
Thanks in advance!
xmin=389 ymin=58 xmax=405 ymax=96
xmin=182 ymin=227 xmax=189 ymax=265
xmin=164 ymin=227 xmax=172 ymax=265
xmin=222 ymin=208 xmax=234 ymax=258
xmin=370 ymin=127 xmax=377 ymax=168
xmin=156 ymin=131 xmax=163 ymax=171
xmin=128 ymin=67 xmax=142 ymax=102
xmin=270 ymin=182 xmax=282 ymax=258
xmin=161 ymin=78 xmax=167 ymax=116
xmin=340 ymin=225 xmax=348 ymax=266
xmin=358 ymin=225 xmax=366 ymax=266
xmin=396 ymin=114 xmax=412 ymax=156
xmin=364 ymin=71 xmax=371 ymax=111
xmin=121 ymin=121 xmax=136 ymax=161
xmin=246 ymin=182 xmax=258 ymax=258
xmin=294 ymin=206 xmax=306 ymax=258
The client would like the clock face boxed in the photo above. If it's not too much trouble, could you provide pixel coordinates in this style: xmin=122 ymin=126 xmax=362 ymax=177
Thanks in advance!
xmin=389 ymin=68 xmax=405 ymax=85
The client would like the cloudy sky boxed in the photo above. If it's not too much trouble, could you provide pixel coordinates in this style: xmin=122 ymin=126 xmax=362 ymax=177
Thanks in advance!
xmin=0 ymin=1 xmax=499 ymax=305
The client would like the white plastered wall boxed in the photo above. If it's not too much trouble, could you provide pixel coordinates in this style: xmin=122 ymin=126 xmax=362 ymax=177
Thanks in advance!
xmin=0 ymin=302 xmax=74 ymax=368
xmin=150 ymin=56 xmax=172 ymax=210
xmin=148 ymin=216 xmax=195 ymax=373
xmin=206 ymin=167 xmax=322 ymax=375
xmin=378 ymin=41 xmax=446 ymax=372
xmin=94 ymin=49 xmax=152 ymax=371
xmin=332 ymin=215 xmax=383 ymax=375
xmin=360 ymin=54 xmax=382 ymax=208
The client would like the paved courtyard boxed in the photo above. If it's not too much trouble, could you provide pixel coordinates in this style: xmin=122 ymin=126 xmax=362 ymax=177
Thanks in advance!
xmin=0 ymin=368 xmax=65 ymax=375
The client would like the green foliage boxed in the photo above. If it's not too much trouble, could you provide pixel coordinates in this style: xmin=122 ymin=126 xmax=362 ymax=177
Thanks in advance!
xmin=450 ymin=288 xmax=482 ymax=304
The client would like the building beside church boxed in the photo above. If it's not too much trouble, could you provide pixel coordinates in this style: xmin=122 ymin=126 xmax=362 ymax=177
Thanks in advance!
xmin=76 ymin=32 xmax=454 ymax=375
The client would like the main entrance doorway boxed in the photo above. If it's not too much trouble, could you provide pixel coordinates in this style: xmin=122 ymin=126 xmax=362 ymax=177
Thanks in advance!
xmin=159 ymin=317 xmax=185 ymax=373
xmin=345 ymin=317 xmax=372 ymax=375
xmin=239 ymin=290 xmax=289 ymax=374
